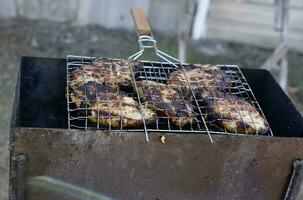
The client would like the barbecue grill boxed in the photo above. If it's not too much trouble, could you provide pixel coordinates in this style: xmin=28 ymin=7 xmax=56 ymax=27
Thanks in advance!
xmin=9 ymin=9 xmax=303 ymax=200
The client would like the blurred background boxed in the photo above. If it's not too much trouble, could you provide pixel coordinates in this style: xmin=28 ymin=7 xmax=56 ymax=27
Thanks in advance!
xmin=0 ymin=0 xmax=302 ymax=199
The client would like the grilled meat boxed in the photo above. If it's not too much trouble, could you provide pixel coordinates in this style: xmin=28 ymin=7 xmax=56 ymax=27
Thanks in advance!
xmin=196 ymin=89 xmax=269 ymax=135
xmin=168 ymin=64 xmax=232 ymax=92
xmin=137 ymin=80 xmax=195 ymax=126
xmin=69 ymin=58 xmax=141 ymax=90
xmin=70 ymin=81 xmax=156 ymax=128
xmin=68 ymin=58 xmax=153 ymax=127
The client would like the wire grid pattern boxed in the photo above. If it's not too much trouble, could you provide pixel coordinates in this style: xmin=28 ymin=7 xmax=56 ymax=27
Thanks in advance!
xmin=194 ymin=65 xmax=273 ymax=136
xmin=133 ymin=61 xmax=272 ymax=136
xmin=66 ymin=55 xmax=144 ymax=132
xmin=133 ymin=61 xmax=209 ymax=133
xmin=66 ymin=55 xmax=272 ymax=136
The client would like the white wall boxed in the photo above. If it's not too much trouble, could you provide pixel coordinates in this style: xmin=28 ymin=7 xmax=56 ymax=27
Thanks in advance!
xmin=15 ymin=0 xmax=79 ymax=22
xmin=0 ymin=0 xmax=15 ymax=18
xmin=206 ymin=0 xmax=303 ymax=52
xmin=0 ymin=0 xmax=303 ymax=52
xmin=77 ymin=0 xmax=150 ymax=30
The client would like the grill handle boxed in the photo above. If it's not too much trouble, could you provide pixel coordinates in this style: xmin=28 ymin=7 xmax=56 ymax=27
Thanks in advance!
xmin=130 ymin=8 xmax=152 ymax=36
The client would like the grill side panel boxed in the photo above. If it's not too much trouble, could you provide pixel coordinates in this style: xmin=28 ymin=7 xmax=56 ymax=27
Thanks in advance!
xmin=11 ymin=128 xmax=303 ymax=200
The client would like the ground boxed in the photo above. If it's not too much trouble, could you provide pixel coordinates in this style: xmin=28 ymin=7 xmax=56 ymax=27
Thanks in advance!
xmin=0 ymin=18 xmax=302 ymax=199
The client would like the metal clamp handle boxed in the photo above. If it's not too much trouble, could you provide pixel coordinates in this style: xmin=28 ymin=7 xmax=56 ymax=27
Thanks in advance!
xmin=129 ymin=8 xmax=180 ymax=67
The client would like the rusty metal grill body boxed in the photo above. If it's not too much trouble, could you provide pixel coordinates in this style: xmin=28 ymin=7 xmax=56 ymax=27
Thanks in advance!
xmin=9 ymin=57 xmax=303 ymax=200
xmin=66 ymin=55 xmax=273 ymax=140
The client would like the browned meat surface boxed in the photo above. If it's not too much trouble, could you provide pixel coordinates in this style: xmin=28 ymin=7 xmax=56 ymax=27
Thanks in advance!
xmin=137 ymin=80 xmax=195 ymax=126
xmin=68 ymin=58 xmax=154 ymax=128
xmin=168 ymin=64 xmax=232 ymax=92
xmin=196 ymin=89 xmax=269 ymax=135
xmin=69 ymin=58 xmax=141 ymax=89
xmin=69 ymin=81 xmax=156 ymax=128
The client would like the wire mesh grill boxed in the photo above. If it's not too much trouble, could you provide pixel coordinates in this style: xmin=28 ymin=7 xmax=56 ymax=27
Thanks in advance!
xmin=66 ymin=55 xmax=144 ymax=132
xmin=133 ymin=61 xmax=209 ymax=134
xmin=66 ymin=55 xmax=273 ymax=137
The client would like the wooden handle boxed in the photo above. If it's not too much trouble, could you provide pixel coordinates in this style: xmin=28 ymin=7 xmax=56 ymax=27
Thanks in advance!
xmin=130 ymin=8 xmax=152 ymax=36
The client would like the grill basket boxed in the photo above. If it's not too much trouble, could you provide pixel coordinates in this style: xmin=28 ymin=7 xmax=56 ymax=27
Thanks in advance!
xmin=66 ymin=55 xmax=273 ymax=142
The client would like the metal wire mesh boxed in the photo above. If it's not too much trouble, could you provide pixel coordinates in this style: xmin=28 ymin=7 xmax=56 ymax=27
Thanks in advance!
xmin=133 ymin=61 xmax=272 ymax=136
xmin=66 ymin=55 xmax=144 ymax=132
xmin=66 ymin=55 xmax=273 ymax=137
xmin=133 ymin=61 xmax=208 ymax=133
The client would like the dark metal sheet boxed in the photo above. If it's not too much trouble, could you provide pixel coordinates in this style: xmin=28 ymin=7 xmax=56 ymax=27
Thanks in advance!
xmin=11 ymin=128 xmax=303 ymax=200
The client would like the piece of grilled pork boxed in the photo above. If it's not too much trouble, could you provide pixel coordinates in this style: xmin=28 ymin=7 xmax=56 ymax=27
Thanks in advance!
xmin=168 ymin=64 xmax=232 ymax=93
xmin=137 ymin=80 xmax=195 ymax=127
xmin=196 ymin=89 xmax=269 ymax=135
xmin=69 ymin=58 xmax=141 ymax=90
xmin=69 ymin=81 xmax=156 ymax=128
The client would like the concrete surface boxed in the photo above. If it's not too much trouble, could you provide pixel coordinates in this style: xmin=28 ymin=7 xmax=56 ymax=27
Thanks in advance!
xmin=0 ymin=134 xmax=9 ymax=200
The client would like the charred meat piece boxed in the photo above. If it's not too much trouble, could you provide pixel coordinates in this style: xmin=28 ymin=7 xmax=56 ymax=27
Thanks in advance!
xmin=137 ymin=80 xmax=195 ymax=126
xmin=70 ymin=81 xmax=156 ymax=128
xmin=111 ymin=59 xmax=142 ymax=89
xmin=196 ymin=89 xmax=269 ymax=135
xmin=168 ymin=64 xmax=232 ymax=92
xmin=69 ymin=58 xmax=116 ymax=89
xmin=69 ymin=58 xmax=141 ymax=90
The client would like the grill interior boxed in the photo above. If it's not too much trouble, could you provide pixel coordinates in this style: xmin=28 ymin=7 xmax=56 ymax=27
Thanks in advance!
xmin=16 ymin=57 xmax=303 ymax=137
xmin=66 ymin=55 xmax=273 ymax=137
